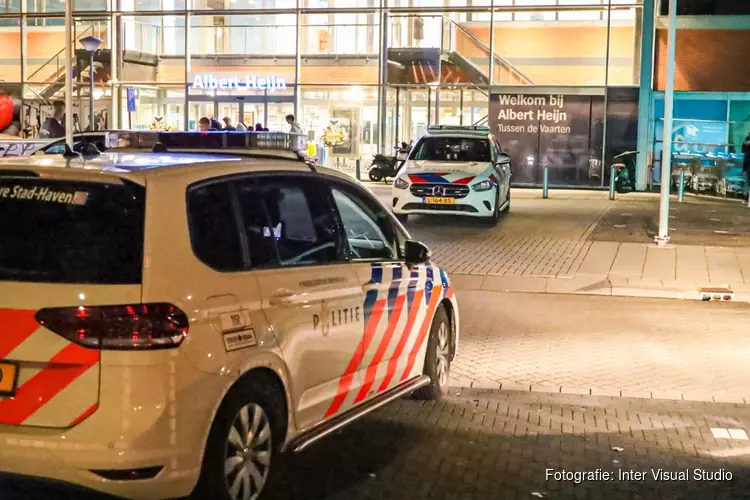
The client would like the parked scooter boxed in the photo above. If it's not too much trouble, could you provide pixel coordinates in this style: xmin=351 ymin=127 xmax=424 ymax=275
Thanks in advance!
xmin=369 ymin=141 xmax=412 ymax=183
xmin=612 ymin=150 xmax=638 ymax=193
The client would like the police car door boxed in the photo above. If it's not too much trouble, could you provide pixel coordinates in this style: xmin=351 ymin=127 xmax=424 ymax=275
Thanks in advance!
xmin=234 ymin=173 xmax=364 ymax=431
xmin=325 ymin=179 xmax=417 ymax=404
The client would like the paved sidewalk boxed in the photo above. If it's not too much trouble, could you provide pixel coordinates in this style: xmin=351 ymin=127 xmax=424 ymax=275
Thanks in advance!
xmin=402 ymin=189 xmax=750 ymax=302
xmin=449 ymin=291 xmax=750 ymax=404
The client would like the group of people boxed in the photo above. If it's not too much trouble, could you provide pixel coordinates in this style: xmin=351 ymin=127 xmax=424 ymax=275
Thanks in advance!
xmin=197 ymin=116 xmax=268 ymax=132
xmin=197 ymin=114 xmax=303 ymax=135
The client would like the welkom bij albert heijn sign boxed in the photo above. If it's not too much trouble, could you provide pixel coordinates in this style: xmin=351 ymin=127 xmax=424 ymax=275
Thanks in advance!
xmin=489 ymin=92 xmax=600 ymax=184
xmin=190 ymin=73 xmax=288 ymax=91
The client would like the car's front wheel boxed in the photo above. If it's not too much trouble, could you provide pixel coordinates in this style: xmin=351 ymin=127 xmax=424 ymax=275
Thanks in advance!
xmin=414 ymin=305 xmax=451 ymax=401
xmin=482 ymin=189 xmax=501 ymax=226
xmin=194 ymin=378 xmax=285 ymax=500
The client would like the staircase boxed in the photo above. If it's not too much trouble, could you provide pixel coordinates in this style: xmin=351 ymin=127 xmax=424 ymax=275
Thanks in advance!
xmin=442 ymin=18 xmax=533 ymax=86
xmin=26 ymin=25 xmax=102 ymax=100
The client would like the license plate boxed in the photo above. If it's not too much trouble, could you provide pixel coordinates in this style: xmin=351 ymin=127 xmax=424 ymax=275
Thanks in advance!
xmin=423 ymin=196 xmax=455 ymax=205
xmin=0 ymin=361 xmax=19 ymax=397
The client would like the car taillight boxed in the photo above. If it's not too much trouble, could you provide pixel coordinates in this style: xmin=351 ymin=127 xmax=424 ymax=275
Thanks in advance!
xmin=35 ymin=303 xmax=189 ymax=350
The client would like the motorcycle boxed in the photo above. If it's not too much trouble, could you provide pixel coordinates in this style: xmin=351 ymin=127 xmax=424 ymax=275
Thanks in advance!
xmin=369 ymin=141 xmax=412 ymax=183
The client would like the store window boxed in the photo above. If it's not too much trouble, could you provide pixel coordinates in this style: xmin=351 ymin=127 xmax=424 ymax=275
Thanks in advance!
xmin=301 ymin=86 xmax=379 ymax=170
xmin=120 ymin=0 xmax=187 ymax=11
xmin=0 ymin=0 xmax=21 ymax=13
xmin=302 ymin=12 xmax=379 ymax=55
xmin=660 ymin=0 xmax=750 ymax=16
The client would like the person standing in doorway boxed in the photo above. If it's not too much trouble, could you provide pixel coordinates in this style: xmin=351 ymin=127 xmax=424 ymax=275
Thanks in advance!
xmin=40 ymin=101 xmax=65 ymax=138
xmin=286 ymin=114 xmax=302 ymax=135
xmin=742 ymin=132 xmax=750 ymax=201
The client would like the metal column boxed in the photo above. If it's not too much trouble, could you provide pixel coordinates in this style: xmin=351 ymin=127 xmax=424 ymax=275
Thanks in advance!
xmin=601 ymin=0 xmax=612 ymax=188
xmin=378 ymin=9 xmax=389 ymax=154
xmin=488 ymin=0 xmax=495 ymax=92
xmin=64 ymin=0 xmax=73 ymax=148
xmin=294 ymin=0 xmax=302 ymax=119
xmin=109 ymin=6 xmax=119 ymax=130
xmin=656 ymin=0 xmax=678 ymax=246
xmin=635 ymin=0 xmax=656 ymax=191
xmin=184 ymin=12 xmax=191 ymax=131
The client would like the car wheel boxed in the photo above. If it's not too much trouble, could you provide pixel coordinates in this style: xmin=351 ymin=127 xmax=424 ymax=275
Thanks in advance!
xmin=368 ymin=168 xmax=383 ymax=182
xmin=413 ymin=305 xmax=451 ymax=401
xmin=483 ymin=189 xmax=500 ymax=226
xmin=194 ymin=378 xmax=286 ymax=500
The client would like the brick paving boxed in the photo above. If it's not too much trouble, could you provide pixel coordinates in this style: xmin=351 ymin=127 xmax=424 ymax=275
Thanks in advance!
xmin=6 ymin=389 xmax=749 ymax=500
xmin=402 ymin=194 xmax=612 ymax=278
xmin=449 ymin=291 xmax=750 ymax=404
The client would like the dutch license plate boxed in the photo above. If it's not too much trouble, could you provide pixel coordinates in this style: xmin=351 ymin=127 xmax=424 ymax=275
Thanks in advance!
xmin=0 ymin=361 xmax=19 ymax=397
xmin=424 ymin=196 xmax=455 ymax=205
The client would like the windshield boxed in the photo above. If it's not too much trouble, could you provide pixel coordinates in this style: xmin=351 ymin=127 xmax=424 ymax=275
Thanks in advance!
xmin=412 ymin=136 xmax=491 ymax=162
xmin=0 ymin=178 xmax=145 ymax=284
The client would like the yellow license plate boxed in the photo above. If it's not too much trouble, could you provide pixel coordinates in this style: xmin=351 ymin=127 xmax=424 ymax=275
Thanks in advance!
xmin=0 ymin=361 xmax=19 ymax=397
xmin=424 ymin=196 xmax=455 ymax=205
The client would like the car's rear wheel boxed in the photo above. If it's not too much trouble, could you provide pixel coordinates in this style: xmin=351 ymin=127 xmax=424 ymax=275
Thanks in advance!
xmin=368 ymin=167 xmax=383 ymax=182
xmin=194 ymin=378 xmax=285 ymax=500
xmin=413 ymin=305 xmax=451 ymax=401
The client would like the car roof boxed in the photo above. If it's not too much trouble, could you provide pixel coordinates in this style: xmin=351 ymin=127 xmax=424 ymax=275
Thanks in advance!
xmin=0 ymin=151 xmax=359 ymax=187
xmin=0 ymin=152 xmax=241 ymax=171
xmin=423 ymin=126 xmax=491 ymax=138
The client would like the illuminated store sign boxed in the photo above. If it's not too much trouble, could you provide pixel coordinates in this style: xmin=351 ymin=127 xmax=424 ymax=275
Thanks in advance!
xmin=191 ymin=74 xmax=288 ymax=91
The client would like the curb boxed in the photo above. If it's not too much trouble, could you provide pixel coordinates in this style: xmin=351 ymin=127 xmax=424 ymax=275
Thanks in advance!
xmin=448 ymin=379 xmax=749 ymax=405
xmin=449 ymin=273 xmax=750 ymax=303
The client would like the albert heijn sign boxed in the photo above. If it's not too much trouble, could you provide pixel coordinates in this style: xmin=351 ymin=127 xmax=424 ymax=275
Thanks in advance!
xmin=190 ymin=73 xmax=288 ymax=92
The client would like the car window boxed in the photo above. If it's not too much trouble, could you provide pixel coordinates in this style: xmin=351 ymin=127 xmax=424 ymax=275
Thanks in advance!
xmin=42 ymin=142 xmax=66 ymax=155
xmin=0 ymin=179 xmax=145 ymax=284
xmin=329 ymin=182 xmax=398 ymax=261
xmin=413 ymin=136 xmax=491 ymax=162
xmin=238 ymin=175 xmax=342 ymax=268
xmin=187 ymin=181 xmax=245 ymax=272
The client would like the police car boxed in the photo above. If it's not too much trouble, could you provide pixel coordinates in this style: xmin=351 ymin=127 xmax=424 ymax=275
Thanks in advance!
xmin=391 ymin=126 xmax=512 ymax=225
xmin=0 ymin=131 xmax=459 ymax=500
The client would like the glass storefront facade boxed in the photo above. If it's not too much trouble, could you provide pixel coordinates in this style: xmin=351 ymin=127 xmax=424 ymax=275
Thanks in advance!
xmin=0 ymin=0 xmax=653 ymax=186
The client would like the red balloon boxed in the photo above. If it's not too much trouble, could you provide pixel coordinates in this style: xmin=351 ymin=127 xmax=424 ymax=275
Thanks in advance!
xmin=0 ymin=93 xmax=13 ymax=132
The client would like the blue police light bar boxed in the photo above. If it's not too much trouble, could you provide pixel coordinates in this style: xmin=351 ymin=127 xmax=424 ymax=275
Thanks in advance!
xmin=427 ymin=125 xmax=490 ymax=133
xmin=103 ymin=130 xmax=308 ymax=159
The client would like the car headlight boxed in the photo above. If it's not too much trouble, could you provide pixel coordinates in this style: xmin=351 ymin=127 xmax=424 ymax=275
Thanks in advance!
xmin=393 ymin=177 xmax=409 ymax=190
xmin=471 ymin=180 xmax=493 ymax=192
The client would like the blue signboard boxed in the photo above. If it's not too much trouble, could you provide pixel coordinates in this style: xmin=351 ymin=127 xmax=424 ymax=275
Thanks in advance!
xmin=655 ymin=120 xmax=729 ymax=155
xmin=126 ymin=87 xmax=136 ymax=113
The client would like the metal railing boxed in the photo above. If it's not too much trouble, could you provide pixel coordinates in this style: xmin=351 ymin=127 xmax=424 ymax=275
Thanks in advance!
xmin=443 ymin=17 xmax=533 ymax=85
xmin=26 ymin=24 xmax=100 ymax=87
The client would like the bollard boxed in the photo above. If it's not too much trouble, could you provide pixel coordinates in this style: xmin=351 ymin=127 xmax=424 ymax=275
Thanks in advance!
xmin=609 ymin=166 xmax=617 ymax=200
xmin=355 ymin=159 xmax=361 ymax=181
xmin=678 ymin=169 xmax=685 ymax=202
xmin=542 ymin=165 xmax=549 ymax=199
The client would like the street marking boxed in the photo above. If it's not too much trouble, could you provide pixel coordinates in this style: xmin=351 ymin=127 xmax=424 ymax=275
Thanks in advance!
xmin=711 ymin=428 xmax=749 ymax=440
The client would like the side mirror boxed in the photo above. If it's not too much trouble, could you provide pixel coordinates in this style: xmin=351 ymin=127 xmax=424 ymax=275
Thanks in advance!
xmin=497 ymin=152 xmax=510 ymax=164
xmin=404 ymin=240 xmax=431 ymax=265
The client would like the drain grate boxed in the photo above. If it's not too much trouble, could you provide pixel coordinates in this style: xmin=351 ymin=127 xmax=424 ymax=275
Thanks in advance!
xmin=699 ymin=287 xmax=735 ymax=302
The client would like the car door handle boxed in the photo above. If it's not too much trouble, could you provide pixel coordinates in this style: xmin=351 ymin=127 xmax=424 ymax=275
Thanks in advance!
xmin=362 ymin=282 xmax=390 ymax=293
xmin=269 ymin=290 xmax=299 ymax=306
